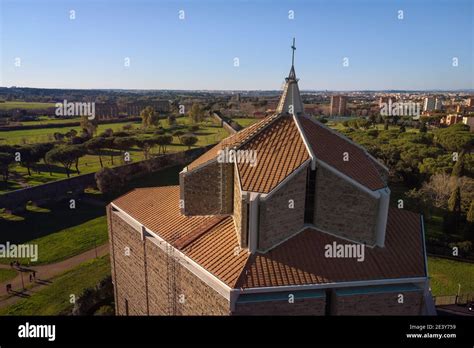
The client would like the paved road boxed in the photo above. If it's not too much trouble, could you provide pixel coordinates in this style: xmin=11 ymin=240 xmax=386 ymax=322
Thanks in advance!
xmin=0 ymin=243 xmax=109 ymax=309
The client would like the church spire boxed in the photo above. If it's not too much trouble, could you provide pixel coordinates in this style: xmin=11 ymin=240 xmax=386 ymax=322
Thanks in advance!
xmin=276 ymin=38 xmax=304 ymax=115
xmin=289 ymin=38 xmax=297 ymax=80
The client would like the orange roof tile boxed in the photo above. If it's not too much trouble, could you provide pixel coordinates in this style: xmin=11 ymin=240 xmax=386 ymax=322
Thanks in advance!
xmin=112 ymin=186 xmax=250 ymax=288
xmin=187 ymin=114 xmax=280 ymax=171
xmin=238 ymin=115 xmax=310 ymax=193
xmin=113 ymin=186 xmax=425 ymax=289
xmin=237 ymin=208 xmax=425 ymax=288
xmin=183 ymin=217 xmax=250 ymax=288
xmin=299 ymin=116 xmax=386 ymax=191
xmin=112 ymin=186 xmax=217 ymax=244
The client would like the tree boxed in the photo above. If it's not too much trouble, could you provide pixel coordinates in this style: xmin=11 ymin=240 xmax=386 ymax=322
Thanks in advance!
xmin=420 ymin=123 xmax=428 ymax=133
xmin=72 ymin=145 xmax=86 ymax=174
xmin=32 ymin=143 xmax=55 ymax=175
xmin=85 ymin=137 xmax=107 ymax=168
xmin=140 ymin=106 xmax=156 ymax=128
xmin=0 ymin=152 xmax=14 ymax=182
xmin=156 ymin=135 xmax=173 ymax=154
xmin=173 ymin=130 xmax=185 ymax=139
xmin=451 ymin=151 xmax=465 ymax=177
xmin=467 ymin=200 xmax=474 ymax=224
xmin=180 ymin=135 xmax=198 ymax=150
xmin=99 ymin=128 xmax=114 ymax=138
xmin=53 ymin=132 xmax=65 ymax=142
xmin=189 ymin=103 xmax=203 ymax=123
xmin=65 ymin=129 xmax=78 ymax=139
xmin=136 ymin=137 xmax=158 ymax=160
xmin=46 ymin=145 xmax=85 ymax=178
xmin=80 ymin=116 xmax=98 ymax=137
xmin=112 ymin=136 xmax=136 ymax=163
xmin=95 ymin=167 xmax=124 ymax=197
xmin=168 ymin=114 xmax=177 ymax=127
xmin=465 ymin=200 xmax=474 ymax=240
xmin=100 ymin=137 xmax=116 ymax=165
xmin=18 ymin=145 xmax=41 ymax=176
xmin=448 ymin=186 xmax=461 ymax=214
xmin=434 ymin=124 xmax=474 ymax=152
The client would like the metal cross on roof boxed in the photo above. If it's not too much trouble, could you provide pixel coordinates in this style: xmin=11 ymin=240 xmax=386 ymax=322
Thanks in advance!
xmin=291 ymin=38 xmax=296 ymax=66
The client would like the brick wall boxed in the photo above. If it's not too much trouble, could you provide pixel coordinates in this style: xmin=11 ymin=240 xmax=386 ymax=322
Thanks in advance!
xmin=335 ymin=290 xmax=424 ymax=316
xmin=108 ymin=209 xmax=148 ymax=315
xmin=258 ymin=167 xmax=307 ymax=251
xmin=181 ymin=161 xmax=233 ymax=216
xmin=233 ymin=166 xmax=248 ymax=247
xmin=314 ymin=166 xmax=379 ymax=245
xmin=233 ymin=297 xmax=326 ymax=316
xmin=109 ymin=210 xmax=230 ymax=315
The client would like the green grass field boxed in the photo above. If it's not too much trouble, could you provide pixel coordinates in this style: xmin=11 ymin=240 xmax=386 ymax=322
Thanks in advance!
xmin=0 ymin=216 xmax=107 ymax=266
xmin=0 ymin=256 xmax=111 ymax=315
xmin=0 ymin=165 xmax=180 ymax=266
xmin=0 ymin=101 xmax=55 ymax=110
xmin=0 ymin=121 xmax=142 ymax=145
xmin=0 ymin=117 xmax=228 ymax=193
xmin=428 ymin=257 xmax=474 ymax=296
xmin=0 ymin=269 xmax=17 ymax=282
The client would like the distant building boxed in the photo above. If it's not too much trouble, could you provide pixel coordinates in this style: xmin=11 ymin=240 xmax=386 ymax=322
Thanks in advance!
xmin=462 ymin=116 xmax=474 ymax=132
xmin=330 ymin=96 xmax=347 ymax=116
xmin=95 ymin=100 xmax=170 ymax=120
xmin=441 ymin=114 xmax=463 ymax=126
xmin=434 ymin=98 xmax=443 ymax=111
xmin=466 ymin=97 xmax=474 ymax=108
xmin=423 ymin=97 xmax=435 ymax=112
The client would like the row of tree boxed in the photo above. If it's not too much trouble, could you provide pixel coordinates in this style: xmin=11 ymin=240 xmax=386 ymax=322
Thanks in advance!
xmin=0 ymin=131 xmax=199 ymax=180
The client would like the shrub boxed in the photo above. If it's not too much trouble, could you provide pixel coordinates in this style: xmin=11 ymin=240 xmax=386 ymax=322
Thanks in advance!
xmin=95 ymin=167 xmax=125 ymax=196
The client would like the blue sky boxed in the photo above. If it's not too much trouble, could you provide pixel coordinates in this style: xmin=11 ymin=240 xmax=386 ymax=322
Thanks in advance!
xmin=1 ymin=0 xmax=472 ymax=90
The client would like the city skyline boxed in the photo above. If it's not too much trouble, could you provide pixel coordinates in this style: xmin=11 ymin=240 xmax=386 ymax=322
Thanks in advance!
xmin=1 ymin=0 xmax=473 ymax=90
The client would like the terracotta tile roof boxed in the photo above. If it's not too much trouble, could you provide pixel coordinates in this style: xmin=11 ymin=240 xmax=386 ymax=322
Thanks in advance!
xmin=237 ymin=208 xmax=425 ymax=288
xmin=187 ymin=114 xmax=280 ymax=171
xmin=238 ymin=115 xmax=310 ymax=193
xmin=112 ymin=186 xmax=218 ymax=244
xmin=183 ymin=217 xmax=250 ymax=288
xmin=113 ymin=187 xmax=425 ymax=290
xmin=299 ymin=116 xmax=386 ymax=191
xmin=112 ymin=186 xmax=249 ymax=288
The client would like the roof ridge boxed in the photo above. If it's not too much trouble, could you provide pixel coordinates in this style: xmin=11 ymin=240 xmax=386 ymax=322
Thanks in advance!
xmin=291 ymin=113 xmax=315 ymax=169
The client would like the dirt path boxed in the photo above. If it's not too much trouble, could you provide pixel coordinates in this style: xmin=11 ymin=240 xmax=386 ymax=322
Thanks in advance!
xmin=0 ymin=243 xmax=109 ymax=308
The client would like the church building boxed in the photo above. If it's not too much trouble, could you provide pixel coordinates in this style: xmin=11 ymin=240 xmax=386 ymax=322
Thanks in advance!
xmin=107 ymin=40 xmax=435 ymax=316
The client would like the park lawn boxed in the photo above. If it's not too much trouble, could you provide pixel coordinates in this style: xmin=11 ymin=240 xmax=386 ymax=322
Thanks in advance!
xmin=0 ymin=256 xmax=110 ymax=315
xmin=0 ymin=215 xmax=107 ymax=266
xmin=428 ymin=257 xmax=474 ymax=296
xmin=0 ymin=119 xmax=227 ymax=193
xmin=0 ymin=269 xmax=17 ymax=282
xmin=0 ymin=121 xmax=142 ymax=145
xmin=0 ymin=101 xmax=55 ymax=110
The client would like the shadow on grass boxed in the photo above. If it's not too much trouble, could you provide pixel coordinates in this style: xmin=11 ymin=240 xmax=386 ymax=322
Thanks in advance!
xmin=0 ymin=200 xmax=105 ymax=244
